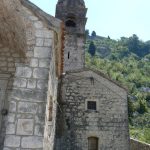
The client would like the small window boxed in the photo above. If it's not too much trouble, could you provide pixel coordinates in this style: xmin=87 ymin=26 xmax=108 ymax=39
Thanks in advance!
xmin=65 ymin=20 xmax=76 ymax=27
xmin=68 ymin=52 xmax=70 ymax=59
xmin=87 ymin=101 xmax=96 ymax=110
xmin=88 ymin=137 xmax=98 ymax=150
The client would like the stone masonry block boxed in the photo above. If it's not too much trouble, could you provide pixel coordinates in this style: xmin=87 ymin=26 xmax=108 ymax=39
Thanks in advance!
xmin=34 ymin=21 xmax=43 ymax=29
xmin=34 ymin=125 xmax=44 ymax=136
xmin=9 ymin=101 xmax=16 ymax=112
xmin=16 ymin=67 xmax=32 ymax=78
xmin=44 ymin=38 xmax=52 ymax=47
xmin=12 ymin=89 xmax=46 ymax=102
xmin=35 ymin=29 xmax=53 ymax=38
xmin=33 ymin=68 xmax=49 ymax=79
xmin=27 ymin=79 xmax=36 ymax=89
xmin=18 ymin=102 xmax=38 ymax=114
xmin=4 ymin=135 xmax=20 ymax=147
xmin=16 ymin=119 xmax=34 ymax=135
xmin=6 ymin=123 xmax=15 ymax=134
xmin=7 ymin=113 xmax=15 ymax=123
xmin=13 ymin=78 xmax=27 ymax=88
xmin=37 ymin=80 xmax=48 ymax=90
xmin=21 ymin=136 xmax=43 ymax=148
xmin=39 ymin=59 xmax=50 ymax=68
xmin=30 ymin=58 xmax=38 ymax=67
xmin=34 ymin=47 xmax=51 ymax=58
xmin=36 ymin=38 xmax=44 ymax=46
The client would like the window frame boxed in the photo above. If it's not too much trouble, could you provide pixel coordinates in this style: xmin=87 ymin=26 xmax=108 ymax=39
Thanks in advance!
xmin=87 ymin=101 xmax=97 ymax=111
xmin=88 ymin=137 xmax=99 ymax=150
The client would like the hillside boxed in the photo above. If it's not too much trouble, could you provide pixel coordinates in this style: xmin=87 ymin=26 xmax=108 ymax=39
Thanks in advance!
xmin=85 ymin=33 xmax=150 ymax=143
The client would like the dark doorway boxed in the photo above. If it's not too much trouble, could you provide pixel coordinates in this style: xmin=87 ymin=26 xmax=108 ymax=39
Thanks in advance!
xmin=88 ymin=137 xmax=98 ymax=150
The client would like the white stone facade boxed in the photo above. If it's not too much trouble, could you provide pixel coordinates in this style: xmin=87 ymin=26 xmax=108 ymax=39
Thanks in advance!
xmin=0 ymin=0 xmax=62 ymax=149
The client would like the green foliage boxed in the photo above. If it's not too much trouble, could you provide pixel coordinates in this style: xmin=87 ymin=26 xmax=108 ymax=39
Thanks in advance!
xmin=131 ymin=113 xmax=150 ymax=128
xmin=130 ymin=126 xmax=150 ymax=144
xmin=91 ymin=31 xmax=96 ymax=37
xmin=128 ymin=99 xmax=135 ymax=118
xmin=126 ymin=34 xmax=150 ymax=57
xmin=85 ymin=29 xmax=89 ymax=38
xmin=88 ymin=41 xmax=96 ymax=57
xmin=85 ymin=33 xmax=150 ymax=143
xmin=137 ymin=100 xmax=148 ymax=114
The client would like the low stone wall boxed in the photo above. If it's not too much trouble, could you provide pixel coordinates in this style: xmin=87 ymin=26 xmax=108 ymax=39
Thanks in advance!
xmin=130 ymin=138 xmax=150 ymax=150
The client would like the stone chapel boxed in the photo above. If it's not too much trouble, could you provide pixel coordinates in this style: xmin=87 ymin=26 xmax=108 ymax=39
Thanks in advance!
xmin=0 ymin=0 xmax=130 ymax=150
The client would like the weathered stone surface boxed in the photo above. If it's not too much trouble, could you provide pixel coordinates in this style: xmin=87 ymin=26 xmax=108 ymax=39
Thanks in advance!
xmin=36 ymin=38 xmax=44 ymax=46
xmin=44 ymin=38 xmax=52 ymax=47
xmin=33 ymin=68 xmax=49 ymax=79
xmin=27 ymin=79 xmax=36 ymax=89
xmin=0 ymin=1 xmax=59 ymax=150
xmin=34 ymin=125 xmax=44 ymax=136
xmin=9 ymin=101 xmax=16 ymax=112
xmin=39 ymin=59 xmax=50 ymax=68
xmin=7 ymin=114 xmax=15 ymax=123
xmin=18 ymin=102 xmax=38 ymax=114
xmin=15 ymin=67 xmax=32 ymax=78
xmin=12 ymin=88 xmax=46 ymax=102
xmin=4 ymin=135 xmax=20 ymax=147
xmin=34 ymin=47 xmax=51 ymax=58
xmin=6 ymin=123 xmax=15 ymax=134
xmin=21 ymin=136 xmax=43 ymax=148
xmin=35 ymin=30 xmax=53 ymax=38
xmin=16 ymin=119 xmax=34 ymax=135
xmin=30 ymin=58 xmax=38 ymax=67
xmin=13 ymin=78 xmax=27 ymax=88
xmin=34 ymin=21 xmax=43 ymax=29
xmin=37 ymin=80 xmax=48 ymax=90
xmin=55 ymin=70 xmax=130 ymax=150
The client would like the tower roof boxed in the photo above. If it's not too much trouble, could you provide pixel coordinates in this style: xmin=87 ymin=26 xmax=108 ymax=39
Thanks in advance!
xmin=58 ymin=0 xmax=85 ymax=7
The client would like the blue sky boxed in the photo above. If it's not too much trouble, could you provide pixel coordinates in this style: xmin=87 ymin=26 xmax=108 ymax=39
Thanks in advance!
xmin=30 ymin=0 xmax=150 ymax=41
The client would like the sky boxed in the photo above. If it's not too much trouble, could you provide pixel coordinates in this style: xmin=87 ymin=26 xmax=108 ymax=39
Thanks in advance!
xmin=30 ymin=0 xmax=150 ymax=41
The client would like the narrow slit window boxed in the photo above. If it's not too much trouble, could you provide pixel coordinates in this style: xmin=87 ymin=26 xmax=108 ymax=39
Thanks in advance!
xmin=68 ymin=52 xmax=70 ymax=59
xmin=87 ymin=101 xmax=96 ymax=110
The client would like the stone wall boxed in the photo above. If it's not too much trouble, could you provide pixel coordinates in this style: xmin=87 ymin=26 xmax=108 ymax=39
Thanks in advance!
xmin=130 ymin=138 xmax=150 ymax=150
xmin=63 ymin=34 xmax=85 ymax=72
xmin=55 ymin=69 xmax=130 ymax=150
xmin=0 ymin=1 xmax=62 ymax=149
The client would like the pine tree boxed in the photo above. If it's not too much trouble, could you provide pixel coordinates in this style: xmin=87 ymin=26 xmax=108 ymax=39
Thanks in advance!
xmin=88 ymin=41 xmax=96 ymax=57
xmin=91 ymin=31 xmax=96 ymax=38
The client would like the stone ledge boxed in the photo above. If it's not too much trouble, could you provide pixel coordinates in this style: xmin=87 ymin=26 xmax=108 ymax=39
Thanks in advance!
xmin=130 ymin=138 xmax=150 ymax=150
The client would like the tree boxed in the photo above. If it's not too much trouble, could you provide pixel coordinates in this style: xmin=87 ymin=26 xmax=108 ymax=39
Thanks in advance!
xmin=137 ymin=99 xmax=148 ymax=114
xmin=91 ymin=31 xmax=96 ymax=38
xmin=85 ymin=29 xmax=89 ymax=38
xmin=127 ymin=34 xmax=150 ymax=57
xmin=127 ymin=34 xmax=139 ymax=53
xmin=88 ymin=41 xmax=96 ymax=57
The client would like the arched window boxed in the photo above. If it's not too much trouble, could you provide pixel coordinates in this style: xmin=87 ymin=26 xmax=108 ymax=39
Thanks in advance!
xmin=88 ymin=137 xmax=98 ymax=150
xmin=65 ymin=20 xmax=76 ymax=27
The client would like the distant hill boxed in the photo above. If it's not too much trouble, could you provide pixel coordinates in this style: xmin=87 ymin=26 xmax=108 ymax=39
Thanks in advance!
xmin=85 ymin=33 xmax=150 ymax=143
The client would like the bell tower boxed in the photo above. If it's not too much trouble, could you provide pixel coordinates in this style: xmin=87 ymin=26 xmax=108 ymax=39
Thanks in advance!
xmin=56 ymin=0 xmax=87 ymax=72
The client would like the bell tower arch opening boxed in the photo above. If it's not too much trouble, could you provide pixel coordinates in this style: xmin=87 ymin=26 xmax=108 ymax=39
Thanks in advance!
xmin=65 ymin=20 xmax=76 ymax=27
